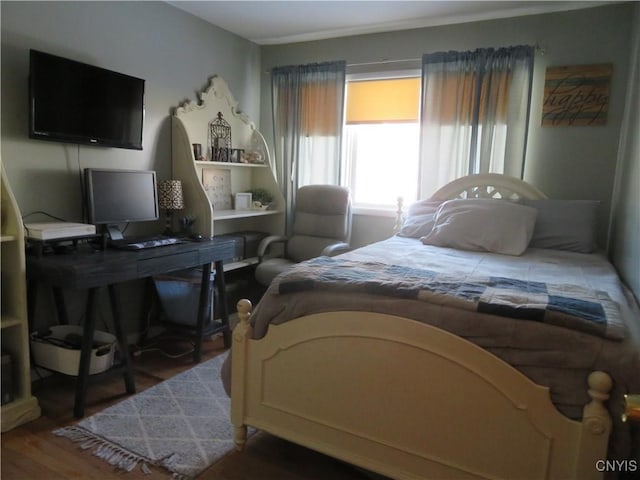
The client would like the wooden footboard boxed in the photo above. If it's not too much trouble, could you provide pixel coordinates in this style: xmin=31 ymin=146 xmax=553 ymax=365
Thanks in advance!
xmin=231 ymin=299 xmax=613 ymax=480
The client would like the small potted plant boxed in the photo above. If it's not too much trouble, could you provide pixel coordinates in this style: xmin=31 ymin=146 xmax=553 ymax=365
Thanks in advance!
xmin=247 ymin=188 xmax=274 ymax=209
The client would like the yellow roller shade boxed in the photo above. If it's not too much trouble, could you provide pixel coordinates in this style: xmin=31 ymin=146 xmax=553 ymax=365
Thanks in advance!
xmin=346 ymin=78 xmax=420 ymax=124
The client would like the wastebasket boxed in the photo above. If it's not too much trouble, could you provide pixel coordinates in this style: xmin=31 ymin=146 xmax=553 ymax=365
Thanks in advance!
xmin=153 ymin=268 xmax=214 ymax=329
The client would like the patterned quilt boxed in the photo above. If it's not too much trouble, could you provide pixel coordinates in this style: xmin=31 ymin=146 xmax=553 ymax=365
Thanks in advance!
xmin=277 ymin=256 xmax=625 ymax=340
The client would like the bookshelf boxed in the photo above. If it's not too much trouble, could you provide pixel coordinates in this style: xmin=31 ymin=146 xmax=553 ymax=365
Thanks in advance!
xmin=171 ymin=76 xmax=284 ymax=241
xmin=1 ymin=159 xmax=41 ymax=432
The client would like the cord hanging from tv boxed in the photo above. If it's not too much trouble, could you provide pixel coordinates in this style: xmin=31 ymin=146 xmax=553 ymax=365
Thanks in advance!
xmin=28 ymin=49 xmax=145 ymax=150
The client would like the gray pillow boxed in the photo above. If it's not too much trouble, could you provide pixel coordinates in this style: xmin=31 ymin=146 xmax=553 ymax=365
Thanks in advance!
xmin=522 ymin=199 xmax=599 ymax=253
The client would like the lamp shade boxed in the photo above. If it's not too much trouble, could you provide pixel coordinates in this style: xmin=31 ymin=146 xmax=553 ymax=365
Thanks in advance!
xmin=158 ymin=180 xmax=184 ymax=210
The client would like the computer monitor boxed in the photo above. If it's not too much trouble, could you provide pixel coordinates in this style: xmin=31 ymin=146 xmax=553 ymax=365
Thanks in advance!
xmin=84 ymin=168 xmax=159 ymax=240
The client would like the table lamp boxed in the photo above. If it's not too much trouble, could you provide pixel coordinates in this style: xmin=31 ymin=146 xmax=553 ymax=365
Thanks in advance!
xmin=623 ymin=394 xmax=640 ymax=425
xmin=158 ymin=179 xmax=184 ymax=235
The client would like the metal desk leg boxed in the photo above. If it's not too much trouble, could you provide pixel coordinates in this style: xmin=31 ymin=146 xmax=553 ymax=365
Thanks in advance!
xmin=108 ymin=285 xmax=136 ymax=395
xmin=214 ymin=260 xmax=231 ymax=348
xmin=194 ymin=262 xmax=213 ymax=363
xmin=74 ymin=287 xmax=99 ymax=418
xmin=27 ymin=280 xmax=38 ymax=334
xmin=136 ymin=278 xmax=155 ymax=349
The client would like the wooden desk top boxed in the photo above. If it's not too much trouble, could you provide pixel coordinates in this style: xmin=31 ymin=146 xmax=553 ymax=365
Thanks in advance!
xmin=26 ymin=237 xmax=237 ymax=289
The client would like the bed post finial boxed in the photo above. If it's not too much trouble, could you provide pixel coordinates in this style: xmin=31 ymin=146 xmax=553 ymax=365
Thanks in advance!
xmin=577 ymin=371 xmax=613 ymax=479
xmin=393 ymin=196 xmax=404 ymax=234
xmin=233 ymin=299 xmax=253 ymax=345
xmin=584 ymin=371 xmax=612 ymax=435
xmin=237 ymin=298 xmax=252 ymax=326
xmin=231 ymin=299 xmax=253 ymax=451
xmin=588 ymin=371 xmax=613 ymax=403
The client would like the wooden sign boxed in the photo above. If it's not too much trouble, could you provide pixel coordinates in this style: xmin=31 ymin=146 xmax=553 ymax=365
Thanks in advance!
xmin=542 ymin=64 xmax=612 ymax=126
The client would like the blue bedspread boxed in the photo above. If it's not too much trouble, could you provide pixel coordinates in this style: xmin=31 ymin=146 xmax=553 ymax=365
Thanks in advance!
xmin=277 ymin=256 xmax=624 ymax=340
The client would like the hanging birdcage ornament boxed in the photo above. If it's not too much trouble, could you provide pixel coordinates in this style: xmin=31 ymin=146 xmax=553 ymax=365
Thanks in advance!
xmin=209 ymin=112 xmax=232 ymax=162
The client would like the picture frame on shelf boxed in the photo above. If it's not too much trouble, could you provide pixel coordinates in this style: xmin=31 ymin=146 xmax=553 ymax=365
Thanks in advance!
xmin=192 ymin=143 xmax=204 ymax=161
xmin=212 ymin=146 xmax=231 ymax=163
xmin=234 ymin=192 xmax=252 ymax=210
xmin=230 ymin=148 xmax=245 ymax=163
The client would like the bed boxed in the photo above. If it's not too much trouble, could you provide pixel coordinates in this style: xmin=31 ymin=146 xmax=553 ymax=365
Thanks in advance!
xmin=225 ymin=174 xmax=640 ymax=480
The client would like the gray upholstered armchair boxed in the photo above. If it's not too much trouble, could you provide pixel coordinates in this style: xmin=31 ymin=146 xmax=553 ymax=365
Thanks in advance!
xmin=254 ymin=185 xmax=352 ymax=286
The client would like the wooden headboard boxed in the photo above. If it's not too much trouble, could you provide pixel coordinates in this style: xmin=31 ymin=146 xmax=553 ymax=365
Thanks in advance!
xmin=429 ymin=174 xmax=547 ymax=201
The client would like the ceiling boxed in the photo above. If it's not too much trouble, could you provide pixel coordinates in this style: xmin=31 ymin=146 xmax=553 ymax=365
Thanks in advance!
xmin=167 ymin=1 xmax=612 ymax=45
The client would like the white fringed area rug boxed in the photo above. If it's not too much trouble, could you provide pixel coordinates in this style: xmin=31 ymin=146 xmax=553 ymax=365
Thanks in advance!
xmin=54 ymin=354 xmax=235 ymax=479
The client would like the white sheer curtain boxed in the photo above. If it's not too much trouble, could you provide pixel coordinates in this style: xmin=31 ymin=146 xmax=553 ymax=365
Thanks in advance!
xmin=271 ymin=61 xmax=346 ymax=233
xmin=419 ymin=46 xmax=534 ymax=197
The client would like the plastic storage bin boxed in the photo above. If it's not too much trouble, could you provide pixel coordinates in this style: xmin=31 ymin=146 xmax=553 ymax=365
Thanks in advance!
xmin=30 ymin=325 xmax=116 ymax=376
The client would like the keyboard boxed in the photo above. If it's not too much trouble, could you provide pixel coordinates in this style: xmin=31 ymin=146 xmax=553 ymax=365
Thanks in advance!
xmin=110 ymin=236 xmax=186 ymax=251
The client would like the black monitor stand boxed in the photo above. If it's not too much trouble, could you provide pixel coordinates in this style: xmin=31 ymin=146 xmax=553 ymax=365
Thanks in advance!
xmin=105 ymin=225 xmax=124 ymax=241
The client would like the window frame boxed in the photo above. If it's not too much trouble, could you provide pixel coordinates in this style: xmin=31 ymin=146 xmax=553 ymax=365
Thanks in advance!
xmin=342 ymin=69 xmax=421 ymax=216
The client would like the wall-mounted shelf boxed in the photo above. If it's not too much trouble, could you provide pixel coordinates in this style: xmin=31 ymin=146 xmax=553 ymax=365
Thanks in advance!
xmin=223 ymin=256 xmax=260 ymax=273
xmin=212 ymin=209 xmax=280 ymax=221
xmin=1 ymin=316 xmax=23 ymax=329
xmin=171 ymin=76 xmax=284 ymax=238
xmin=195 ymin=161 xmax=268 ymax=169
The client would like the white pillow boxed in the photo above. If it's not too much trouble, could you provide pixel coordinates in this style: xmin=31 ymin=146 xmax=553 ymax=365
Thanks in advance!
xmin=421 ymin=199 xmax=538 ymax=256
xmin=407 ymin=199 xmax=443 ymax=217
xmin=397 ymin=213 xmax=437 ymax=238
xmin=397 ymin=200 xmax=442 ymax=238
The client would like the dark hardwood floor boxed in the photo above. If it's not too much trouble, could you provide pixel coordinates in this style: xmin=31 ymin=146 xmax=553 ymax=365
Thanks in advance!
xmin=1 ymin=334 xmax=379 ymax=479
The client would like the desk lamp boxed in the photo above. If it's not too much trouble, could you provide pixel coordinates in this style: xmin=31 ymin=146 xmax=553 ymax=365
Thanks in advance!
xmin=158 ymin=179 xmax=184 ymax=235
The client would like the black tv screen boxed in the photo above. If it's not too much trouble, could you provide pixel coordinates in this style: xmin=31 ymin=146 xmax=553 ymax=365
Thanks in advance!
xmin=29 ymin=50 xmax=145 ymax=150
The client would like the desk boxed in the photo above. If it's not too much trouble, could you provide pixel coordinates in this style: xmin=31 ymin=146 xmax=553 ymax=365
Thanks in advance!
xmin=26 ymin=237 xmax=236 ymax=417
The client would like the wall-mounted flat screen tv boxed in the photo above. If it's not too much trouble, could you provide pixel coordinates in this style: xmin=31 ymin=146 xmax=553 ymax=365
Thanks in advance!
xmin=29 ymin=49 xmax=145 ymax=150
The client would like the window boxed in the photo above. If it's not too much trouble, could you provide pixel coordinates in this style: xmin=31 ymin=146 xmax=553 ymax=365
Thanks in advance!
xmin=341 ymin=74 xmax=421 ymax=210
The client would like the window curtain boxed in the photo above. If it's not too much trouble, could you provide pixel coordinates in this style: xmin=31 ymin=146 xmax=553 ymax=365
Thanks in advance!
xmin=271 ymin=61 xmax=346 ymax=234
xmin=419 ymin=46 xmax=534 ymax=197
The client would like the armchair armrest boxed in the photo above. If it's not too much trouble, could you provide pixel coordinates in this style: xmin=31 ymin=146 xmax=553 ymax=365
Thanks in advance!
xmin=257 ymin=235 xmax=288 ymax=262
xmin=321 ymin=242 xmax=351 ymax=257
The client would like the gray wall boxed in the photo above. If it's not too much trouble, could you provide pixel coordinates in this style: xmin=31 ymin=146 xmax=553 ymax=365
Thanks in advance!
xmin=1 ymin=1 xmax=261 ymax=333
xmin=610 ymin=4 xmax=640 ymax=301
xmin=2 ymin=2 xmax=637 ymax=324
xmin=1 ymin=1 xmax=261 ymax=235
xmin=260 ymin=3 xmax=635 ymax=249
